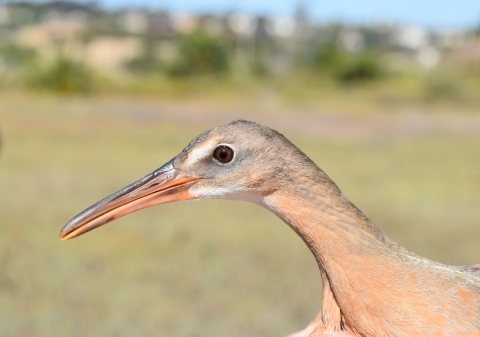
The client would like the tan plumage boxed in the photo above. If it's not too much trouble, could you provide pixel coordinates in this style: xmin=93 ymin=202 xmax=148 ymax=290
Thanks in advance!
xmin=60 ymin=120 xmax=480 ymax=336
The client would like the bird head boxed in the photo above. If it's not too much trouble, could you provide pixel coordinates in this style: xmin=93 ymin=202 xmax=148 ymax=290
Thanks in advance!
xmin=59 ymin=120 xmax=315 ymax=240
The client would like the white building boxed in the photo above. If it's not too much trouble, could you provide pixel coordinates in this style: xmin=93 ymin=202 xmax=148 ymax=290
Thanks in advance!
xmin=0 ymin=5 xmax=10 ymax=25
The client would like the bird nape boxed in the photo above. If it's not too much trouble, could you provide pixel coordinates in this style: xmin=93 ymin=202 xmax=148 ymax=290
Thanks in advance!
xmin=60 ymin=119 xmax=480 ymax=337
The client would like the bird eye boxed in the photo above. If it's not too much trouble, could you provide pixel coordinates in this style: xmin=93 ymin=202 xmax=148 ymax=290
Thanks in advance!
xmin=213 ymin=146 xmax=234 ymax=163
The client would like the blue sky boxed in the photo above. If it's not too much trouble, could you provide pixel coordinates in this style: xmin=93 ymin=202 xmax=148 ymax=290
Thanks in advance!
xmin=97 ymin=0 xmax=480 ymax=30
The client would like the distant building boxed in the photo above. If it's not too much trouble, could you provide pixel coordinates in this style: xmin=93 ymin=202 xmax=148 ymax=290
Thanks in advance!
xmin=338 ymin=29 xmax=365 ymax=52
xmin=228 ymin=13 xmax=256 ymax=37
xmin=199 ymin=14 xmax=224 ymax=37
xmin=15 ymin=19 xmax=86 ymax=48
xmin=172 ymin=13 xmax=198 ymax=34
xmin=119 ymin=10 xmax=148 ymax=35
xmin=84 ymin=36 xmax=142 ymax=72
xmin=0 ymin=1 xmax=470 ymax=75
xmin=5 ymin=1 xmax=98 ymax=26
xmin=0 ymin=5 xmax=11 ymax=26
xmin=392 ymin=26 xmax=429 ymax=50
xmin=146 ymin=11 xmax=173 ymax=38
xmin=267 ymin=17 xmax=296 ymax=38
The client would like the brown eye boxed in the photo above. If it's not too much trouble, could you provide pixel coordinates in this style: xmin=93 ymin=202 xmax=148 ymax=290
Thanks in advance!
xmin=213 ymin=146 xmax=234 ymax=163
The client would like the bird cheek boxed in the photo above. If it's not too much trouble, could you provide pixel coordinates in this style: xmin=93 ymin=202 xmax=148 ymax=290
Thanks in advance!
xmin=189 ymin=183 xmax=241 ymax=200
xmin=188 ymin=183 xmax=219 ymax=199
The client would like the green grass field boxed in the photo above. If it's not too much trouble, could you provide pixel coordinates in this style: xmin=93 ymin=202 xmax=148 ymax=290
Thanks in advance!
xmin=1 ymin=93 xmax=479 ymax=337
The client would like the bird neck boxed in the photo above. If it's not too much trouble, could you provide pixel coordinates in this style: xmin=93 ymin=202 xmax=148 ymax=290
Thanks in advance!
xmin=262 ymin=171 xmax=390 ymax=268
xmin=259 ymin=163 xmax=480 ymax=335
xmin=260 ymin=170 xmax=408 ymax=321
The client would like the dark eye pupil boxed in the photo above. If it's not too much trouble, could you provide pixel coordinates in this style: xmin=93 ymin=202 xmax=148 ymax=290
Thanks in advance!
xmin=214 ymin=146 xmax=233 ymax=163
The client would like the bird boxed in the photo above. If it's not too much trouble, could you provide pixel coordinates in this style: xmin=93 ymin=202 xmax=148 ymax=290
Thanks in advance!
xmin=60 ymin=119 xmax=480 ymax=337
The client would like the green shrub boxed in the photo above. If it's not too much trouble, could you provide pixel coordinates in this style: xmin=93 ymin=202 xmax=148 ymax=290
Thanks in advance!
xmin=313 ymin=45 xmax=383 ymax=83
xmin=27 ymin=57 xmax=93 ymax=94
xmin=0 ymin=45 xmax=37 ymax=68
xmin=167 ymin=32 xmax=229 ymax=77
xmin=314 ymin=45 xmax=347 ymax=73
xmin=250 ymin=59 xmax=270 ymax=77
xmin=126 ymin=53 xmax=162 ymax=74
xmin=337 ymin=53 xmax=383 ymax=83
xmin=126 ymin=40 xmax=162 ymax=74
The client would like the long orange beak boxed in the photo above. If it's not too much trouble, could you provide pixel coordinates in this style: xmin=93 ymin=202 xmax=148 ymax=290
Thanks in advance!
xmin=59 ymin=160 xmax=201 ymax=240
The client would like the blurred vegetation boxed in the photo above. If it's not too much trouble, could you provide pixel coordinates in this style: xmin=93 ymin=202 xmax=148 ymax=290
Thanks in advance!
xmin=0 ymin=44 xmax=36 ymax=68
xmin=167 ymin=32 xmax=230 ymax=77
xmin=26 ymin=56 xmax=93 ymax=94
xmin=424 ymin=73 xmax=465 ymax=102
xmin=0 ymin=29 xmax=479 ymax=110
xmin=126 ymin=39 xmax=163 ymax=74
xmin=313 ymin=45 xmax=384 ymax=83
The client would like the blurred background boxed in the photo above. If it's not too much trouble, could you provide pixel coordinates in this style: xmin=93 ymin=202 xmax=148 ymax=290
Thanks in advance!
xmin=1 ymin=0 xmax=480 ymax=336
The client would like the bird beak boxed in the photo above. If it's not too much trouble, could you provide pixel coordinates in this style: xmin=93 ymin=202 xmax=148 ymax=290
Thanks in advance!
xmin=59 ymin=160 xmax=201 ymax=240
